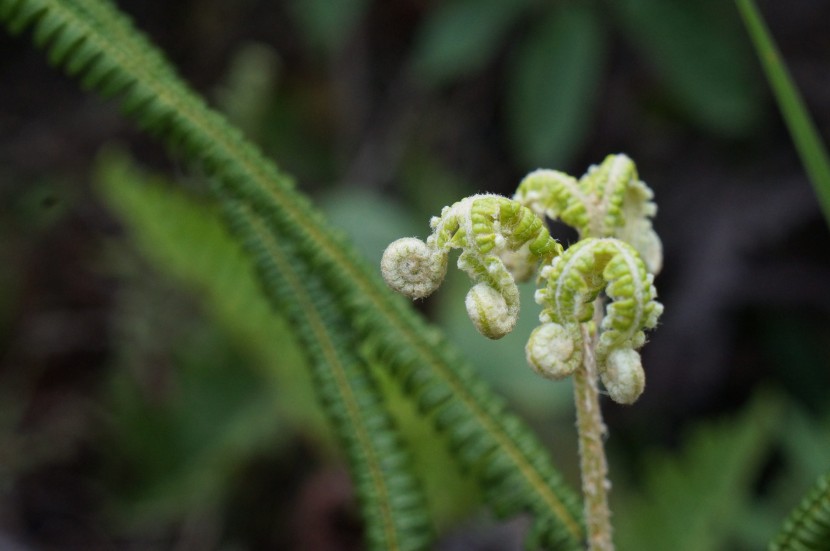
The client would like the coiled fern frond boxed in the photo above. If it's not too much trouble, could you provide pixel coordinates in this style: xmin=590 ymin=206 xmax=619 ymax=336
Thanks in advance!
xmin=530 ymin=237 xmax=662 ymax=404
xmin=770 ymin=472 xmax=830 ymax=551
xmin=382 ymin=194 xmax=561 ymax=339
xmin=0 ymin=0 xmax=584 ymax=548
xmin=514 ymin=153 xmax=662 ymax=274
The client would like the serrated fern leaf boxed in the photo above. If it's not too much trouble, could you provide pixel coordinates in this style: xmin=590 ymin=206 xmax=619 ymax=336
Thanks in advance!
xmin=770 ymin=472 xmax=830 ymax=551
xmin=0 ymin=0 xmax=584 ymax=546
xmin=615 ymin=394 xmax=779 ymax=551
xmin=95 ymin=151 xmax=431 ymax=550
xmin=221 ymin=196 xmax=433 ymax=551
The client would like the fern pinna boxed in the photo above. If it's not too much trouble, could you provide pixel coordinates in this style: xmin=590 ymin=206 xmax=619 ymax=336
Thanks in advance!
xmin=0 ymin=0 xmax=584 ymax=549
xmin=770 ymin=472 xmax=830 ymax=551
xmin=221 ymin=197 xmax=432 ymax=551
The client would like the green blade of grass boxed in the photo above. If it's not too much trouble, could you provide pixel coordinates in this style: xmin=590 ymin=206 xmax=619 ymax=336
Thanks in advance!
xmin=736 ymin=0 xmax=830 ymax=227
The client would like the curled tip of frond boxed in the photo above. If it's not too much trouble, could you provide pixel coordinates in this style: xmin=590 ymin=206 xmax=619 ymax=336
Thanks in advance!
xmin=514 ymin=154 xmax=663 ymax=276
xmin=381 ymin=237 xmax=447 ymax=299
xmin=466 ymin=282 xmax=517 ymax=339
xmin=600 ymin=348 xmax=645 ymax=405
xmin=513 ymin=169 xmax=586 ymax=230
xmin=383 ymin=195 xmax=561 ymax=339
xmin=525 ymin=322 xmax=582 ymax=379
xmin=531 ymin=237 xmax=661 ymax=403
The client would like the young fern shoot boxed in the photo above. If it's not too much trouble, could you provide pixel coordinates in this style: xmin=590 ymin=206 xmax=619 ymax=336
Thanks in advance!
xmin=514 ymin=154 xmax=663 ymax=274
xmin=530 ymin=237 xmax=662 ymax=404
xmin=382 ymin=155 xmax=663 ymax=551
xmin=382 ymin=194 xmax=562 ymax=339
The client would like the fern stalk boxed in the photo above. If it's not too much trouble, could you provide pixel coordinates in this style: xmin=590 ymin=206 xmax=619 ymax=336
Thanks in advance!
xmin=574 ymin=310 xmax=613 ymax=551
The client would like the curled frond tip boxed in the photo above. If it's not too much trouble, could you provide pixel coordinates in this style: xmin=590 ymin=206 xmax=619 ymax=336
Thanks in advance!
xmin=381 ymin=194 xmax=562 ymax=339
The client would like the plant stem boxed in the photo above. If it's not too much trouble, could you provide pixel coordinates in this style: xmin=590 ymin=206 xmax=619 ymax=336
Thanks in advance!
xmin=573 ymin=301 xmax=613 ymax=551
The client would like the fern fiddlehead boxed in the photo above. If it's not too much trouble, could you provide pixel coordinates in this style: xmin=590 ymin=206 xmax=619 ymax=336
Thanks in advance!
xmin=515 ymin=153 xmax=663 ymax=274
xmin=531 ymin=237 xmax=662 ymax=404
xmin=383 ymin=156 xmax=663 ymax=551
xmin=384 ymin=162 xmax=662 ymax=402
xmin=383 ymin=194 xmax=561 ymax=339
xmin=522 ymin=156 xmax=662 ymax=551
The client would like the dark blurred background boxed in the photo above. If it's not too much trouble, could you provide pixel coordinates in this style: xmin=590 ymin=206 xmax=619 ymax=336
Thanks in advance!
xmin=1 ymin=0 xmax=829 ymax=549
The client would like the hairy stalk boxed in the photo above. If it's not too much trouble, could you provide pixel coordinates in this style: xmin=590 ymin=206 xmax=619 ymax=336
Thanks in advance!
xmin=573 ymin=303 xmax=613 ymax=551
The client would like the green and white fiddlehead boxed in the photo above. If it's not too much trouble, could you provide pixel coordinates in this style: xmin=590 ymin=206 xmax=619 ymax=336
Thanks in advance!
xmin=515 ymin=153 xmax=663 ymax=274
xmin=382 ymin=154 xmax=663 ymax=551
xmin=516 ymin=154 xmax=663 ymax=551
xmin=381 ymin=194 xmax=561 ymax=339
xmin=516 ymin=154 xmax=664 ymax=405
xmin=528 ymin=238 xmax=662 ymax=404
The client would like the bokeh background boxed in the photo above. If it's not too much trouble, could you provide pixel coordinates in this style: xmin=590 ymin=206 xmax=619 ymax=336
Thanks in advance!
xmin=1 ymin=0 xmax=829 ymax=549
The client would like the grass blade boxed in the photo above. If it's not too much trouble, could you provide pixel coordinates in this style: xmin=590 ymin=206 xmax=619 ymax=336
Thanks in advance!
xmin=736 ymin=0 xmax=830 ymax=226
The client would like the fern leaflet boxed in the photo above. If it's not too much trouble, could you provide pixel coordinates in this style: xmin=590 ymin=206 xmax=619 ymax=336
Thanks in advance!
xmin=221 ymin=196 xmax=433 ymax=551
xmin=770 ymin=472 xmax=830 ymax=551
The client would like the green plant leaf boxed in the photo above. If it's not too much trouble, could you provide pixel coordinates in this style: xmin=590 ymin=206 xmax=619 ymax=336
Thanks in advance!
xmin=505 ymin=3 xmax=606 ymax=169
xmin=319 ymin=187 xmax=483 ymax=529
xmin=105 ymin=313 xmax=285 ymax=522
xmin=614 ymin=393 xmax=780 ymax=551
xmin=769 ymin=472 xmax=830 ymax=551
xmin=222 ymin=197 xmax=435 ymax=551
xmin=97 ymin=150 xmax=433 ymax=549
xmin=287 ymin=0 xmax=371 ymax=57
xmin=614 ymin=0 xmax=764 ymax=137
xmin=735 ymin=0 xmax=830 ymax=227
xmin=412 ymin=0 xmax=531 ymax=87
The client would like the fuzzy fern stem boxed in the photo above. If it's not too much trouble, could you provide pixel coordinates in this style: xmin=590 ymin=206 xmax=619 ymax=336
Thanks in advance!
xmin=573 ymin=303 xmax=614 ymax=551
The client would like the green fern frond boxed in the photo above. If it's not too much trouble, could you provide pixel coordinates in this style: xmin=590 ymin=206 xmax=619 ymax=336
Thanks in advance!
xmin=0 ymin=0 xmax=584 ymax=546
xmin=614 ymin=394 xmax=779 ymax=551
xmin=770 ymin=472 xmax=830 ymax=551
xmin=221 ymin=196 xmax=433 ymax=551
xmin=96 ymin=151 xmax=431 ymax=549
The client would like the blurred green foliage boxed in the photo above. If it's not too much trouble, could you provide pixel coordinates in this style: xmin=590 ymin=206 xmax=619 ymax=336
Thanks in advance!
xmin=96 ymin=151 xmax=324 ymax=521
xmin=413 ymin=0 xmax=532 ymax=87
xmin=412 ymin=0 xmax=765 ymax=169
xmin=229 ymin=0 xmax=772 ymax=177
xmin=614 ymin=392 xmax=780 ymax=551
xmin=288 ymin=0 xmax=371 ymax=57
xmin=615 ymin=0 xmax=763 ymax=137
xmin=505 ymin=3 xmax=606 ymax=169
